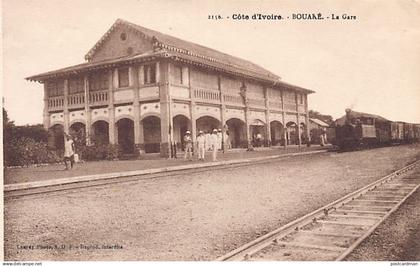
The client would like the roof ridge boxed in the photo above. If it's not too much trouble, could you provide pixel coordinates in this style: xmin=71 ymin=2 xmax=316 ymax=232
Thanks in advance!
xmin=85 ymin=19 xmax=280 ymax=80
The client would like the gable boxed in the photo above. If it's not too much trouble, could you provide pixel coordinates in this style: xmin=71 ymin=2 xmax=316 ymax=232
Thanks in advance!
xmin=90 ymin=24 xmax=154 ymax=62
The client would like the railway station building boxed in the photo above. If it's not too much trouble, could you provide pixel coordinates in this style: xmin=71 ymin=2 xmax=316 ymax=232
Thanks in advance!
xmin=27 ymin=19 xmax=314 ymax=157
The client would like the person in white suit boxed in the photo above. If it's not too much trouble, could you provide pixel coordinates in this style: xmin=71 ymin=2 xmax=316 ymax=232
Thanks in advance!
xmin=210 ymin=129 xmax=219 ymax=161
xmin=196 ymin=131 xmax=206 ymax=161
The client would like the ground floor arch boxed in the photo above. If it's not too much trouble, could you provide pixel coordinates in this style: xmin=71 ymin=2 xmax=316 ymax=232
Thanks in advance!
xmin=117 ymin=118 xmax=134 ymax=154
xmin=270 ymin=121 xmax=285 ymax=146
xmin=91 ymin=120 xmax=109 ymax=145
xmin=69 ymin=122 xmax=86 ymax=147
xmin=196 ymin=116 xmax=221 ymax=134
xmin=286 ymin=121 xmax=299 ymax=145
xmin=173 ymin=115 xmax=191 ymax=151
xmin=226 ymin=118 xmax=246 ymax=148
xmin=142 ymin=116 xmax=161 ymax=153
xmin=48 ymin=124 xmax=65 ymax=151
xmin=250 ymin=119 xmax=267 ymax=147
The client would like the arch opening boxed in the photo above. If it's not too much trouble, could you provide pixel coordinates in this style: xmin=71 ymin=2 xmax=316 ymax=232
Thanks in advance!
xmin=48 ymin=124 xmax=65 ymax=151
xmin=250 ymin=119 xmax=267 ymax=147
xmin=286 ymin=121 xmax=299 ymax=145
xmin=142 ymin=116 xmax=161 ymax=153
xmin=117 ymin=118 xmax=134 ymax=154
xmin=226 ymin=118 xmax=246 ymax=148
xmin=92 ymin=120 xmax=109 ymax=145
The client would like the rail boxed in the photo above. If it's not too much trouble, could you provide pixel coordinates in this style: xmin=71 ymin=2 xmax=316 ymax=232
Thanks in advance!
xmin=217 ymin=160 xmax=419 ymax=261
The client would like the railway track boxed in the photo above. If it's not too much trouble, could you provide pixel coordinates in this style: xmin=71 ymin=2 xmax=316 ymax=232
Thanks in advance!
xmin=217 ymin=159 xmax=420 ymax=261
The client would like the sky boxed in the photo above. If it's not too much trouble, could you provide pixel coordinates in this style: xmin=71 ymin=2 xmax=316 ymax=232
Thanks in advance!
xmin=2 ymin=0 xmax=420 ymax=125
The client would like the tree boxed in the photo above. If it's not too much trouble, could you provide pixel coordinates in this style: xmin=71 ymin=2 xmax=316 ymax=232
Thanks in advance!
xmin=3 ymin=108 xmax=59 ymax=166
xmin=309 ymin=110 xmax=334 ymax=126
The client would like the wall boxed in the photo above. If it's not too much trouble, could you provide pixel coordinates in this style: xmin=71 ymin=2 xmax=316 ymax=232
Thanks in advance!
xmin=90 ymin=25 xmax=154 ymax=62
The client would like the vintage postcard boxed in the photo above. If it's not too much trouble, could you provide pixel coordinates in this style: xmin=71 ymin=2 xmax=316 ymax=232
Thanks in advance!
xmin=2 ymin=0 xmax=420 ymax=263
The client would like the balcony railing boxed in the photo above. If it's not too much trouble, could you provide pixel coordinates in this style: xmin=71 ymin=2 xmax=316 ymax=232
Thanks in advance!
xmin=89 ymin=90 xmax=108 ymax=105
xmin=223 ymin=94 xmax=243 ymax=105
xmin=68 ymin=93 xmax=85 ymax=107
xmin=193 ymin=88 xmax=220 ymax=102
xmin=48 ymin=96 xmax=64 ymax=110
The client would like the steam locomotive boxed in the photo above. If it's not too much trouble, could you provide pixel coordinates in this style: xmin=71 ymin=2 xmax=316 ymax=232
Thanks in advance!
xmin=334 ymin=109 xmax=420 ymax=150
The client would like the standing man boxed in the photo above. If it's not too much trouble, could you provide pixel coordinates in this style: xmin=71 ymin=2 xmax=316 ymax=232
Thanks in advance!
xmin=64 ymin=133 xmax=75 ymax=170
xmin=210 ymin=129 xmax=219 ymax=161
xmin=183 ymin=130 xmax=193 ymax=161
xmin=196 ymin=131 xmax=206 ymax=161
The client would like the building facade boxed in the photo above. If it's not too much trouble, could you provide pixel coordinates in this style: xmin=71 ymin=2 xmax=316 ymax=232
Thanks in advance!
xmin=27 ymin=19 xmax=314 ymax=157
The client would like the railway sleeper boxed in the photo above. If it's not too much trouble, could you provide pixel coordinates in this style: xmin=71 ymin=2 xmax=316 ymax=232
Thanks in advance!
xmin=333 ymin=209 xmax=387 ymax=217
xmin=250 ymin=244 xmax=341 ymax=261
xmin=350 ymin=199 xmax=399 ymax=205
xmin=340 ymin=205 xmax=392 ymax=212
xmin=277 ymin=231 xmax=357 ymax=250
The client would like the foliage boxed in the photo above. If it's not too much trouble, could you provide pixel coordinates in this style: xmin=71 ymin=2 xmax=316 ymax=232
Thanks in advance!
xmin=4 ymin=137 xmax=61 ymax=167
xmin=80 ymin=144 xmax=120 ymax=161
xmin=309 ymin=110 xmax=334 ymax=126
xmin=3 ymin=108 xmax=61 ymax=167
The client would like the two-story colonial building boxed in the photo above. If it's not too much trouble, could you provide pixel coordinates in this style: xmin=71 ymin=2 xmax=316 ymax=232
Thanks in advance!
xmin=27 ymin=19 xmax=314 ymax=157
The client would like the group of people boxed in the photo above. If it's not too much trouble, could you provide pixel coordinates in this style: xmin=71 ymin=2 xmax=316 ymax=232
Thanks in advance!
xmin=183 ymin=129 xmax=226 ymax=162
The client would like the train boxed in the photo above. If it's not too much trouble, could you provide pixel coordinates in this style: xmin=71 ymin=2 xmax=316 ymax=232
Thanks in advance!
xmin=334 ymin=109 xmax=420 ymax=150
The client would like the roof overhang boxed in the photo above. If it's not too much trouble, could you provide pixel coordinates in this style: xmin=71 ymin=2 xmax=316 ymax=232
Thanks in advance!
xmin=26 ymin=51 xmax=168 ymax=83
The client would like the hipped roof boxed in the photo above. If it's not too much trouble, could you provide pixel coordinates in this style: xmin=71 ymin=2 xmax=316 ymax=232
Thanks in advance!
xmin=26 ymin=19 xmax=314 ymax=94
xmin=309 ymin=118 xmax=330 ymax=127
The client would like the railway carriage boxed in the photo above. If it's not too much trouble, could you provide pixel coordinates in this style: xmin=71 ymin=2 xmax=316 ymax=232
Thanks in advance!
xmin=335 ymin=109 xmax=418 ymax=150
xmin=391 ymin=121 xmax=405 ymax=143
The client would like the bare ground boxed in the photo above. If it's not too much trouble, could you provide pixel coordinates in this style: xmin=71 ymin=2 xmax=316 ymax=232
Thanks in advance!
xmin=4 ymin=144 xmax=420 ymax=260
xmin=4 ymin=145 xmax=326 ymax=184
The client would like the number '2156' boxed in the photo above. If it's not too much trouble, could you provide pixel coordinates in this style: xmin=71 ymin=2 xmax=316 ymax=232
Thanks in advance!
xmin=208 ymin=15 xmax=222 ymax=20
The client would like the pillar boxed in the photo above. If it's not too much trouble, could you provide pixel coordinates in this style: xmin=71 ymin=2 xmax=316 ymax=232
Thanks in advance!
xmin=264 ymin=87 xmax=271 ymax=147
xmin=63 ymin=79 xmax=70 ymax=134
xmin=240 ymin=82 xmax=252 ymax=148
xmin=245 ymin=107 xmax=251 ymax=148
xmin=131 ymin=66 xmax=142 ymax=154
xmin=304 ymin=94 xmax=311 ymax=145
xmin=158 ymin=61 xmax=172 ymax=158
xmin=281 ymin=88 xmax=287 ymax=147
xmin=219 ymin=75 xmax=227 ymax=151
xmin=108 ymin=69 xmax=116 ymax=144
xmin=43 ymin=83 xmax=50 ymax=130
xmin=296 ymin=92 xmax=301 ymax=146
xmin=189 ymin=67 xmax=197 ymax=148
xmin=83 ymin=76 xmax=91 ymax=145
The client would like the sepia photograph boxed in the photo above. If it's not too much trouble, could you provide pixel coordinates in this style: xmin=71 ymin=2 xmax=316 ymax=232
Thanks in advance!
xmin=2 ymin=0 xmax=420 ymax=263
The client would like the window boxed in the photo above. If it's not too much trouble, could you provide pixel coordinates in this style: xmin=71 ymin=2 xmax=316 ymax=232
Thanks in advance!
xmin=118 ymin=68 xmax=129 ymax=88
xmin=144 ymin=64 xmax=156 ymax=84
xmin=299 ymin=94 xmax=304 ymax=104
xmin=172 ymin=65 xmax=183 ymax=84
xmin=120 ymin=32 xmax=127 ymax=41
